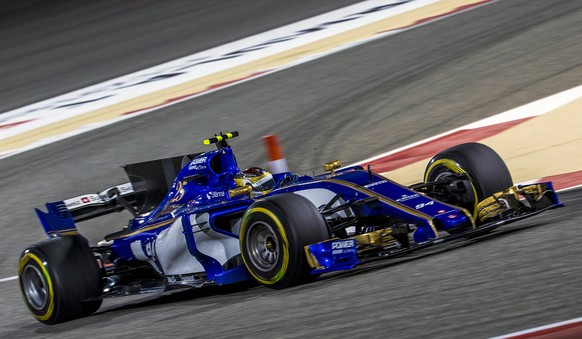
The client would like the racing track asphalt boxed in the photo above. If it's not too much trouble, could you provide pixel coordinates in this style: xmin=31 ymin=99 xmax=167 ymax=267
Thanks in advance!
xmin=1 ymin=0 xmax=582 ymax=337
xmin=0 ymin=0 xmax=361 ymax=113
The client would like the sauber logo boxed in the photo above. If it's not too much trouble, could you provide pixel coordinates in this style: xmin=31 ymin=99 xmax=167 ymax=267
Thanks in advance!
xmin=65 ymin=195 xmax=98 ymax=208
xmin=118 ymin=183 xmax=133 ymax=194
xmin=332 ymin=240 xmax=355 ymax=249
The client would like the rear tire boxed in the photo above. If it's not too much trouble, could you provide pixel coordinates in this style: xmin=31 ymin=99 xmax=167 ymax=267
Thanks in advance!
xmin=424 ymin=143 xmax=513 ymax=219
xmin=18 ymin=236 xmax=103 ymax=325
xmin=240 ymin=194 xmax=329 ymax=289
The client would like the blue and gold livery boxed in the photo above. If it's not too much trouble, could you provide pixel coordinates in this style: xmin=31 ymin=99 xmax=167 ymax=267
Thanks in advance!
xmin=21 ymin=132 xmax=562 ymax=324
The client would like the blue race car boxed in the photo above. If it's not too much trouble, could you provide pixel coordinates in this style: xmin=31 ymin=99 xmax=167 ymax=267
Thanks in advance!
xmin=18 ymin=131 xmax=562 ymax=324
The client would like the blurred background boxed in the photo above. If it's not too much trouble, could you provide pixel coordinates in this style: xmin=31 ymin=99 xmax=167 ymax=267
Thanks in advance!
xmin=1 ymin=1 xmax=581 ymax=337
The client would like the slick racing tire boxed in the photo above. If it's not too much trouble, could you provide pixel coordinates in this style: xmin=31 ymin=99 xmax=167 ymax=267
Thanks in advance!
xmin=240 ymin=193 xmax=330 ymax=289
xmin=424 ymin=142 xmax=513 ymax=220
xmin=18 ymin=235 xmax=103 ymax=325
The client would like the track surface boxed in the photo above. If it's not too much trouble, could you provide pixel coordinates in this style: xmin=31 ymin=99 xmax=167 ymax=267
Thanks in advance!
xmin=1 ymin=0 xmax=582 ymax=337
xmin=0 ymin=0 xmax=360 ymax=112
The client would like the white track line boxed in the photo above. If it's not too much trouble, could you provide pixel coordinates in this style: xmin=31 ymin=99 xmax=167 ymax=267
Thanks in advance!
xmin=0 ymin=276 xmax=17 ymax=283
xmin=0 ymin=0 xmax=437 ymax=140
xmin=490 ymin=316 xmax=582 ymax=338
xmin=0 ymin=0 xmax=496 ymax=160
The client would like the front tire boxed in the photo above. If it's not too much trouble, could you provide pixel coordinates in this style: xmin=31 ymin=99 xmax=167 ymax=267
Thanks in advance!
xmin=240 ymin=194 xmax=329 ymax=289
xmin=424 ymin=142 xmax=513 ymax=220
xmin=18 ymin=236 xmax=103 ymax=325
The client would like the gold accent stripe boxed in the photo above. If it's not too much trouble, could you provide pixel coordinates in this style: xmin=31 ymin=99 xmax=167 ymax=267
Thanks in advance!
xmin=374 ymin=172 xmax=476 ymax=229
xmin=323 ymin=178 xmax=439 ymax=238
xmin=47 ymin=227 xmax=79 ymax=236
xmin=107 ymin=218 xmax=176 ymax=240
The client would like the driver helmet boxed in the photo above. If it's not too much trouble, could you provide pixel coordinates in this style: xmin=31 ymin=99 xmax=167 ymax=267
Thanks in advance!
xmin=234 ymin=167 xmax=275 ymax=197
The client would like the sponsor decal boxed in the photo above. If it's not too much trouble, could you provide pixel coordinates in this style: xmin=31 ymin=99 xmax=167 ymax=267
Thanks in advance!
xmin=364 ymin=180 xmax=387 ymax=188
xmin=206 ymin=191 xmax=225 ymax=199
xmin=64 ymin=194 xmax=100 ymax=209
xmin=332 ymin=240 xmax=355 ymax=249
xmin=65 ymin=199 xmax=82 ymax=208
xmin=188 ymin=157 xmax=207 ymax=170
xmin=396 ymin=193 xmax=420 ymax=202
xmin=117 ymin=183 xmax=134 ymax=194
xmin=64 ymin=183 xmax=134 ymax=209
xmin=188 ymin=164 xmax=206 ymax=171
xmin=332 ymin=239 xmax=356 ymax=255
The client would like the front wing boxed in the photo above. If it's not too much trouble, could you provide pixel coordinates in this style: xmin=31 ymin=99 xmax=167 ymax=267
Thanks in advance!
xmin=304 ymin=182 xmax=563 ymax=274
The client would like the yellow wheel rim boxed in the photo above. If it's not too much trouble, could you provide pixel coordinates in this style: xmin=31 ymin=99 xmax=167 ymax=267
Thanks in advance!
xmin=425 ymin=159 xmax=480 ymax=221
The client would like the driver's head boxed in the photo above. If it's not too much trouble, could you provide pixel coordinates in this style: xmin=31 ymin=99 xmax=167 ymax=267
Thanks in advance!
xmin=234 ymin=167 xmax=275 ymax=197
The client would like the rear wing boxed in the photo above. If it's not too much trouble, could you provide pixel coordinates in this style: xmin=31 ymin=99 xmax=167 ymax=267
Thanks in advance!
xmin=62 ymin=183 xmax=136 ymax=221
xmin=35 ymin=153 xmax=201 ymax=237
xmin=35 ymin=183 xmax=137 ymax=237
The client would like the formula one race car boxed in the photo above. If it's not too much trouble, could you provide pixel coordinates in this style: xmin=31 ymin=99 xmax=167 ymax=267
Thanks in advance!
xmin=18 ymin=131 xmax=562 ymax=324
